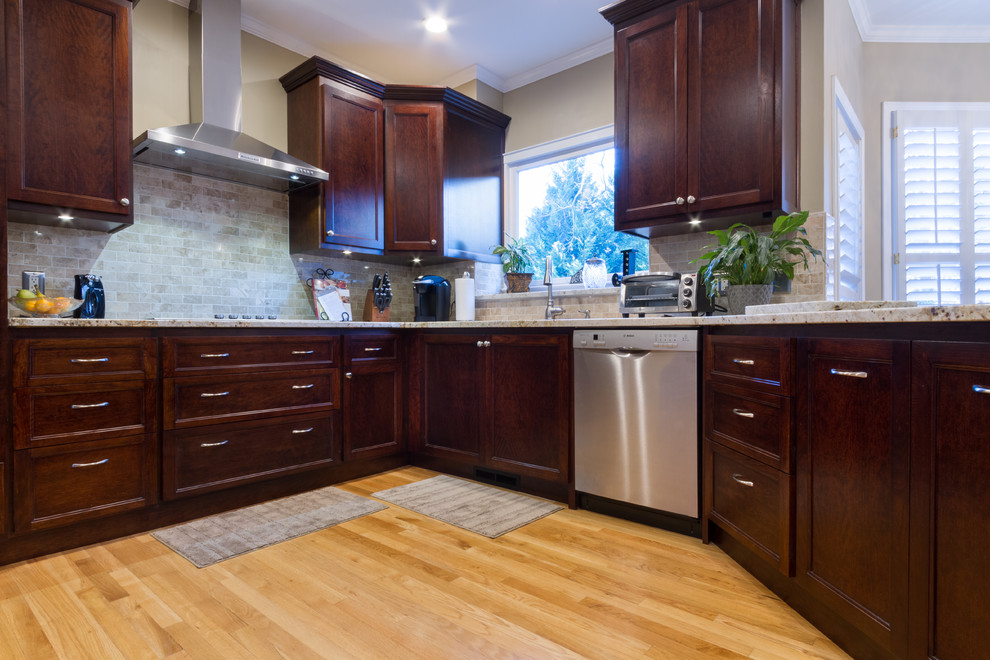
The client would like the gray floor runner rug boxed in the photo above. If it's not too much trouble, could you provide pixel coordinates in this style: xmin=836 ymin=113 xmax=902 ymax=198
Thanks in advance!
xmin=152 ymin=486 xmax=387 ymax=567
xmin=372 ymin=474 xmax=563 ymax=538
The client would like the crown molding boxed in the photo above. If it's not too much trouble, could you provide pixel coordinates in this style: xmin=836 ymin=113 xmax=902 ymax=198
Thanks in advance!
xmin=845 ymin=0 xmax=990 ymax=43
xmin=845 ymin=0 xmax=871 ymax=41
xmin=501 ymin=37 xmax=613 ymax=92
xmin=436 ymin=64 xmax=507 ymax=92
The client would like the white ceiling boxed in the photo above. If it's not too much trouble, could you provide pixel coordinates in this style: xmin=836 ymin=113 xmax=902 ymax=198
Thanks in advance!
xmin=196 ymin=0 xmax=990 ymax=92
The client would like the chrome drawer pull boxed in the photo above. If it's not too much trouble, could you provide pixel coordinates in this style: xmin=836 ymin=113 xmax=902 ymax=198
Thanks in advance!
xmin=292 ymin=383 xmax=315 ymax=389
xmin=292 ymin=350 xmax=315 ymax=355
xmin=200 ymin=440 xmax=229 ymax=448
xmin=974 ymin=385 xmax=990 ymax=394
xmin=200 ymin=391 xmax=230 ymax=397
xmin=70 ymin=357 xmax=109 ymax=363
xmin=364 ymin=346 xmax=383 ymax=352
xmin=72 ymin=458 xmax=108 ymax=468
xmin=71 ymin=401 xmax=110 ymax=409
xmin=731 ymin=474 xmax=755 ymax=487
xmin=830 ymin=368 xmax=868 ymax=379
xmin=731 ymin=408 xmax=755 ymax=418
xmin=292 ymin=427 xmax=314 ymax=434
xmin=732 ymin=358 xmax=755 ymax=365
xmin=200 ymin=353 xmax=230 ymax=358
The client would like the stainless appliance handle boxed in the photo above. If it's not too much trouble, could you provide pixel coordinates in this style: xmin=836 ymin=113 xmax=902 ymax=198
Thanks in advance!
xmin=610 ymin=348 xmax=651 ymax=358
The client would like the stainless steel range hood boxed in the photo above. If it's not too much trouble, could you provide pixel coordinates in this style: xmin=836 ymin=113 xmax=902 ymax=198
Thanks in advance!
xmin=132 ymin=0 xmax=327 ymax=192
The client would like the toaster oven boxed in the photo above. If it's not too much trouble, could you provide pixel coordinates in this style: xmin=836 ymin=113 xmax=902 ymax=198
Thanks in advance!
xmin=619 ymin=272 xmax=713 ymax=316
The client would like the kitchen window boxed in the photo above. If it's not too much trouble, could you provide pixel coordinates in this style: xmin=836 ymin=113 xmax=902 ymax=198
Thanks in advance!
xmin=504 ymin=126 xmax=647 ymax=281
xmin=828 ymin=78 xmax=864 ymax=301
xmin=883 ymin=102 xmax=990 ymax=304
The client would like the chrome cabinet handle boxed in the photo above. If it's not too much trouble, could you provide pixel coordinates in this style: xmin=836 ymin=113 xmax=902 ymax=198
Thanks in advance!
xmin=731 ymin=408 xmax=755 ymax=418
xmin=120 ymin=198 xmax=130 ymax=206
xmin=477 ymin=341 xmax=484 ymax=348
xmin=686 ymin=195 xmax=696 ymax=204
xmin=200 ymin=440 xmax=229 ymax=447
xmin=830 ymin=368 xmax=868 ymax=379
xmin=200 ymin=353 xmax=230 ymax=358
xmin=71 ymin=357 xmax=109 ymax=363
xmin=364 ymin=347 xmax=383 ymax=352
xmin=72 ymin=458 xmax=109 ymax=468
xmin=973 ymin=385 xmax=990 ymax=394
xmin=292 ymin=350 xmax=315 ymax=355
xmin=200 ymin=391 xmax=230 ymax=397
xmin=292 ymin=383 xmax=315 ymax=389
xmin=345 ymin=372 xmax=353 ymax=379
xmin=292 ymin=427 xmax=314 ymax=434
xmin=71 ymin=401 xmax=109 ymax=409
xmin=732 ymin=358 xmax=755 ymax=365
xmin=326 ymin=229 xmax=335 ymax=237
xmin=484 ymin=341 xmax=491 ymax=348
xmin=675 ymin=196 xmax=685 ymax=205
xmin=731 ymin=474 xmax=755 ymax=487
xmin=430 ymin=239 xmax=437 ymax=246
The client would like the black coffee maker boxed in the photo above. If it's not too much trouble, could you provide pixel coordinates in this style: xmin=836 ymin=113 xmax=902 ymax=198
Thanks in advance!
xmin=412 ymin=276 xmax=451 ymax=322
xmin=73 ymin=274 xmax=105 ymax=319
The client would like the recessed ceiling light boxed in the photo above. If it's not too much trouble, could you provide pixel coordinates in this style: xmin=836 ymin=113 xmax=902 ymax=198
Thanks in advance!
xmin=424 ymin=16 xmax=448 ymax=33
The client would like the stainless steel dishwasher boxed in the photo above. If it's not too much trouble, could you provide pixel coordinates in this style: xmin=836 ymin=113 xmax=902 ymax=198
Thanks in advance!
xmin=573 ymin=329 xmax=699 ymax=520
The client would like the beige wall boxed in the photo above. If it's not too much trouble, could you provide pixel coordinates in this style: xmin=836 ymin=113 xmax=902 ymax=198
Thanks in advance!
xmin=501 ymin=54 xmax=614 ymax=153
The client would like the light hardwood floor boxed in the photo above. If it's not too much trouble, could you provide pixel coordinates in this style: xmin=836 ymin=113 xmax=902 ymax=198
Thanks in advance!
xmin=0 ymin=467 xmax=850 ymax=659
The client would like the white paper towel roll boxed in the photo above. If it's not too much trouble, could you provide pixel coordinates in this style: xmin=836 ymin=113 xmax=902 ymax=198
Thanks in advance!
xmin=455 ymin=274 xmax=475 ymax=321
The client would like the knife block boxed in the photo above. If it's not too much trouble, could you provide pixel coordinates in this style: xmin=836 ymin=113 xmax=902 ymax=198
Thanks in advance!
xmin=362 ymin=289 xmax=390 ymax=322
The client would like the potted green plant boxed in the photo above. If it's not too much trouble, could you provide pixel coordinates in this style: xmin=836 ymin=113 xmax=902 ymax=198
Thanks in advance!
xmin=492 ymin=235 xmax=536 ymax=293
xmin=692 ymin=211 xmax=822 ymax=315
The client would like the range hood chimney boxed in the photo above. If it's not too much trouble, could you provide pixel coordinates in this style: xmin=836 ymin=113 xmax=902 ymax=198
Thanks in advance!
xmin=132 ymin=0 xmax=327 ymax=192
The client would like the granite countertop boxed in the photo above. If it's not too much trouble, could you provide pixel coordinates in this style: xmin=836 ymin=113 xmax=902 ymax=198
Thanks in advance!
xmin=8 ymin=303 xmax=990 ymax=329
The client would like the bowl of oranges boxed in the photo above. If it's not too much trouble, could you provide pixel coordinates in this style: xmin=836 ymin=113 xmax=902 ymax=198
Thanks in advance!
xmin=9 ymin=289 xmax=84 ymax=317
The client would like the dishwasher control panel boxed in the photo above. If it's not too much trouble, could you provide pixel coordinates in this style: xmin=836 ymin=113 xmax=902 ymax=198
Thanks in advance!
xmin=573 ymin=329 xmax=698 ymax=351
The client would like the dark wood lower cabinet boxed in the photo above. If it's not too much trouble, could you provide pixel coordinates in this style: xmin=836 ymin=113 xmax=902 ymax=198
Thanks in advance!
xmin=797 ymin=338 xmax=911 ymax=658
xmin=911 ymin=342 xmax=990 ymax=660
xmin=342 ymin=364 xmax=403 ymax=460
xmin=412 ymin=332 xmax=571 ymax=497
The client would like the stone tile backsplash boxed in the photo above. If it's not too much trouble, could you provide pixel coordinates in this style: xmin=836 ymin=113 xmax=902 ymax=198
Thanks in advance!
xmin=6 ymin=164 xmax=827 ymax=321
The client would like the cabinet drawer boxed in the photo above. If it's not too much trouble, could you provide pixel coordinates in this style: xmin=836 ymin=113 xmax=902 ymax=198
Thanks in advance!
xmin=13 ymin=436 xmax=153 ymax=533
xmin=13 ymin=337 xmax=155 ymax=386
xmin=344 ymin=334 xmax=399 ymax=364
xmin=162 ymin=336 xmax=338 ymax=376
xmin=706 ymin=335 xmax=792 ymax=393
xmin=14 ymin=381 xmax=155 ymax=449
xmin=165 ymin=370 xmax=338 ymax=429
xmin=163 ymin=412 xmax=338 ymax=499
xmin=706 ymin=383 xmax=792 ymax=471
xmin=705 ymin=440 xmax=792 ymax=575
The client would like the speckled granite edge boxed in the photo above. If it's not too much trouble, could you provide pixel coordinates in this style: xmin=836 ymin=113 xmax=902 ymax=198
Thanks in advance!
xmin=8 ymin=304 xmax=990 ymax=329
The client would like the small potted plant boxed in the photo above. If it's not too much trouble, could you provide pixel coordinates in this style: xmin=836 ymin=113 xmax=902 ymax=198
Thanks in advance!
xmin=492 ymin=235 xmax=535 ymax=293
xmin=692 ymin=211 xmax=822 ymax=315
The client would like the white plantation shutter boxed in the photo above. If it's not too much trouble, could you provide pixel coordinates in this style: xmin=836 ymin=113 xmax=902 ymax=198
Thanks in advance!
xmin=888 ymin=103 xmax=990 ymax=304
xmin=829 ymin=79 xmax=864 ymax=301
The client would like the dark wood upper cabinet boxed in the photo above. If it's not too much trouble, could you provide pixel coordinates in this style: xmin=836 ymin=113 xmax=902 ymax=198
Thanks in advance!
xmin=796 ymin=338 xmax=911 ymax=659
xmin=603 ymin=0 xmax=797 ymax=237
xmin=281 ymin=58 xmax=509 ymax=264
xmin=5 ymin=0 xmax=133 ymax=231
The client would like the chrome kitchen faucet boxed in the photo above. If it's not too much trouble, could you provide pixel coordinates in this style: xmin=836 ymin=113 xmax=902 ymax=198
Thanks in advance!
xmin=544 ymin=255 xmax=565 ymax=320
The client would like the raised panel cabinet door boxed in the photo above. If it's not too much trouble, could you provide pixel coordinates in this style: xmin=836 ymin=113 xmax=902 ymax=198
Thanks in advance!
xmin=796 ymin=338 xmax=911 ymax=658
xmin=384 ymin=102 xmax=442 ymax=252
xmin=343 ymin=364 xmax=404 ymax=460
xmin=911 ymin=342 xmax=990 ymax=660
xmin=419 ymin=335 xmax=488 ymax=460
xmin=5 ymin=0 xmax=132 ymax=216
xmin=322 ymin=83 xmax=385 ymax=250
xmin=488 ymin=334 xmax=570 ymax=482
xmin=613 ymin=1 xmax=689 ymax=228
xmin=690 ymin=0 xmax=775 ymax=212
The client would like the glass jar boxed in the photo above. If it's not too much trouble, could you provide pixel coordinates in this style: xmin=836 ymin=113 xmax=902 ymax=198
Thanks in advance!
xmin=582 ymin=257 xmax=608 ymax=289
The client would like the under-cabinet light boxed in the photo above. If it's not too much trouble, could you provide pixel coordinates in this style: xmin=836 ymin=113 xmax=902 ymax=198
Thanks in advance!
xmin=173 ymin=148 xmax=186 ymax=155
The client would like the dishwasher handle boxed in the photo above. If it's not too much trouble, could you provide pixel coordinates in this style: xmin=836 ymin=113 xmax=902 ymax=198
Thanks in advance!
xmin=610 ymin=348 xmax=652 ymax=358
